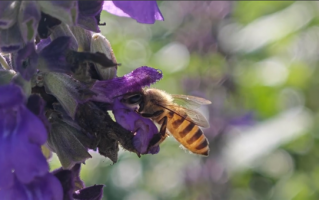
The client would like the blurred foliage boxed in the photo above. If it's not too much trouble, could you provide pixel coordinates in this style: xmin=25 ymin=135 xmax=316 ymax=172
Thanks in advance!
xmin=49 ymin=1 xmax=319 ymax=200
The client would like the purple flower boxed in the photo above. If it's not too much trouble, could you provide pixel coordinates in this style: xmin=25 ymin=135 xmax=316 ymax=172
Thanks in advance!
xmin=0 ymin=173 xmax=63 ymax=200
xmin=52 ymin=164 xmax=104 ymax=200
xmin=112 ymin=98 xmax=159 ymax=154
xmin=37 ymin=36 xmax=71 ymax=73
xmin=91 ymin=66 xmax=162 ymax=103
xmin=0 ymin=84 xmax=48 ymax=189
xmin=73 ymin=185 xmax=104 ymax=200
xmin=11 ymin=42 xmax=38 ymax=81
xmin=103 ymin=1 xmax=164 ymax=24
xmin=78 ymin=1 xmax=104 ymax=32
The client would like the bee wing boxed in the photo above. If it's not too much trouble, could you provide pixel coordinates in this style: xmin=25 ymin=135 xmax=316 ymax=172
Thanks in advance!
xmin=171 ymin=94 xmax=211 ymax=109
xmin=156 ymin=103 xmax=210 ymax=128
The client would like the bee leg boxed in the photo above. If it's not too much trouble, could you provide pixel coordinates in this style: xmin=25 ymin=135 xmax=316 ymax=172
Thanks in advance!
xmin=147 ymin=116 xmax=168 ymax=151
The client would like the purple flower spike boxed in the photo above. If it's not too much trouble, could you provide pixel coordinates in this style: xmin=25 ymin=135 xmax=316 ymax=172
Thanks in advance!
xmin=103 ymin=1 xmax=164 ymax=24
xmin=92 ymin=66 xmax=162 ymax=103
xmin=0 ymin=173 xmax=63 ymax=200
xmin=12 ymin=42 xmax=38 ymax=81
xmin=0 ymin=84 xmax=48 ymax=189
xmin=112 ymin=98 xmax=159 ymax=154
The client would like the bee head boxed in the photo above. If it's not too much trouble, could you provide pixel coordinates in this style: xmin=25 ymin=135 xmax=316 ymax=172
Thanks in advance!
xmin=120 ymin=92 xmax=144 ymax=112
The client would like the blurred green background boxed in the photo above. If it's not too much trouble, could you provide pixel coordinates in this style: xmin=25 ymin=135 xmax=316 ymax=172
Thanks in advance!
xmin=50 ymin=1 xmax=319 ymax=200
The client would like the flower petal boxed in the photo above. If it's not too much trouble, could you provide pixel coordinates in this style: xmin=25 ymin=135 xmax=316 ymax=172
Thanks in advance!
xmin=0 ymin=84 xmax=48 ymax=186
xmin=37 ymin=37 xmax=71 ymax=73
xmin=12 ymin=42 xmax=38 ymax=81
xmin=12 ymin=106 xmax=48 ymax=184
xmin=36 ymin=38 xmax=51 ymax=53
xmin=0 ymin=173 xmax=63 ymax=200
xmin=0 ymin=84 xmax=24 ymax=108
xmin=73 ymin=185 xmax=104 ymax=200
xmin=92 ymin=66 xmax=162 ymax=103
xmin=79 ymin=1 xmax=104 ymax=17
xmin=112 ymin=99 xmax=159 ymax=154
xmin=77 ymin=1 xmax=104 ymax=32
xmin=103 ymin=1 xmax=164 ymax=24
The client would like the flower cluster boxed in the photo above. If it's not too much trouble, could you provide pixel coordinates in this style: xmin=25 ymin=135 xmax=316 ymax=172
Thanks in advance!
xmin=0 ymin=1 xmax=163 ymax=199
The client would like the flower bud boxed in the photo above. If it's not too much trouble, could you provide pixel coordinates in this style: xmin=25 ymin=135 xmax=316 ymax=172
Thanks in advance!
xmin=42 ymin=72 xmax=95 ymax=119
xmin=69 ymin=26 xmax=92 ymax=52
xmin=47 ymin=110 xmax=92 ymax=169
xmin=0 ymin=1 xmax=20 ymax=29
xmin=90 ymin=33 xmax=117 ymax=80
xmin=50 ymin=23 xmax=78 ymax=51
xmin=0 ymin=23 xmax=23 ymax=53
xmin=37 ymin=1 xmax=78 ymax=26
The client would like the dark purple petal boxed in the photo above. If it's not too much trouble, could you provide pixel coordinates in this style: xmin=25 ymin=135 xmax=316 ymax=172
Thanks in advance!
xmin=52 ymin=164 xmax=85 ymax=199
xmin=53 ymin=169 xmax=74 ymax=200
xmin=79 ymin=1 xmax=104 ymax=17
xmin=73 ymin=185 xmax=104 ymax=200
xmin=38 ymin=37 xmax=71 ymax=73
xmin=18 ymin=1 xmax=41 ymax=43
xmin=12 ymin=42 xmax=38 ymax=81
xmin=71 ymin=164 xmax=85 ymax=190
xmin=103 ymin=1 xmax=164 ymax=24
xmin=36 ymin=38 xmax=51 ymax=53
xmin=92 ymin=66 xmax=162 ymax=103
xmin=112 ymin=98 xmax=159 ymax=154
xmin=26 ymin=94 xmax=50 ymax=131
xmin=0 ymin=173 xmax=63 ymax=200
xmin=77 ymin=1 xmax=103 ymax=32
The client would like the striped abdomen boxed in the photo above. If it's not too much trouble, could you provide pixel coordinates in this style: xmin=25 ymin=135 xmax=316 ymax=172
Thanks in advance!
xmin=158 ymin=111 xmax=209 ymax=156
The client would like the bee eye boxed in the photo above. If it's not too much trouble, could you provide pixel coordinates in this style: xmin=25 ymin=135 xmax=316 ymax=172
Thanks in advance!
xmin=128 ymin=94 xmax=142 ymax=104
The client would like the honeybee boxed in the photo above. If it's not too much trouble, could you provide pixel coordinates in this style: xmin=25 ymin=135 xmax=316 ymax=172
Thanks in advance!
xmin=121 ymin=88 xmax=211 ymax=156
